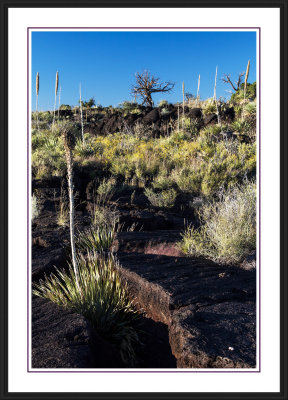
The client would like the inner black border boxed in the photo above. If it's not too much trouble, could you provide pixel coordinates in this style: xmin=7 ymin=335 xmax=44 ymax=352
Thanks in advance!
xmin=1 ymin=1 xmax=287 ymax=399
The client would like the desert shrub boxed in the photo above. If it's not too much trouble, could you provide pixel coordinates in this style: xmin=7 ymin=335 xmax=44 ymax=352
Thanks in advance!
xmin=59 ymin=104 xmax=72 ymax=111
xmin=53 ymin=183 xmax=69 ymax=226
xmin=144 ymin=187 xmax=177 ymax=208
xmin=179 ymin=117 xmax=199 ymax=135
xmin=243 ymin=101 xmax=256 ymax=118
xmin=201 ymin=124 xmax=222 ymax=137
xmin=90 ymin=199 xmax=120 ymax=228
xmin=180 ymin=181 xmax=256 ymax=263
xmin=158 ymin=99 xmax=169 ymax=108
xmin=134 ymin=156 xmax=160 ymax=180
xmin=202 ymin=98 xmax=217 ymax=115
xmin=230 ymin=82 xmax=256 ymax=103
xmin=197 ymin=132 xmax=216 ymax=159
xmin=110 ymin=157 xmax=135 ymax=180
xmin=119 ymin=101 xmax=142 ymax=116
xmin=152 ymin=174 xmax=176 ymax=191
xmin=119 ymin=101 xmax=139 ymax=112
xmin=74 ymin=138 xmax=94 ymax=159
xmin=199 ymin=141 xmax=256 ymax=197
xmin=231 ymin=119 xmax=252 ymax=135
xmin=97 ymin=177 xmax=117 ymax=203
xmin=38 ymin=111 xmax=53 ymax=124
xmin=172 ymin=166 xmax=202 ymax=193
xmin=32 ymin=147 xmax=66 ymax=179
xmin=31 ymin=130 xmax=50 ymax=150
xmin=33 ymin=251 xmax=141 ymax=365
xmin=160 ymin=108 xmax=170 ymax=116
xmin=133 ymin=122 xmax=155 ymax=138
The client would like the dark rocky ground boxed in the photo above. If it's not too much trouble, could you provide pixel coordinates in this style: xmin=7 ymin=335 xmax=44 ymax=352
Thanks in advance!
xmin=31 ymin=170 xmax=256 ymax=369
xmin=51 ymin=104 xmax=240 ymax=140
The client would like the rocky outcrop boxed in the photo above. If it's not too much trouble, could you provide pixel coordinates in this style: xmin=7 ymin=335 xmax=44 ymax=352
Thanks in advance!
xmin=116 ymin=237 xmax=256 ymax=368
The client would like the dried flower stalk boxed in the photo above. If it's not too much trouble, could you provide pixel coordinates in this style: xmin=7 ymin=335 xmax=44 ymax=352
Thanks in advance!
xmin=52 ymin=71 xmax=59 ymax=130
xmin=36 ymin=72 xmax=39 ymax=130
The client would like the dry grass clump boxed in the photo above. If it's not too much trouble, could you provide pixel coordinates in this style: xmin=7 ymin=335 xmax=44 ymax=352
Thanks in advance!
xmin=53 ymin=183 xmax=69 ymax=226
xmin=180 ymin=181 xmax=256 ymax=264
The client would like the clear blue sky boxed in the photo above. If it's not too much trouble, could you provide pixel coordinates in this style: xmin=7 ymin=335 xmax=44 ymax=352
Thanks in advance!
xmin=31 ymin=30 xmax=256 ymax=111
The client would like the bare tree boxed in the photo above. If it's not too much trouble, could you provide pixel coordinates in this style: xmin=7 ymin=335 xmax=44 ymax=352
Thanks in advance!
xmin=221 ymin=72 xmax=245 ymax=92
xmin=132 ymin=71 xmax=174 ymax=107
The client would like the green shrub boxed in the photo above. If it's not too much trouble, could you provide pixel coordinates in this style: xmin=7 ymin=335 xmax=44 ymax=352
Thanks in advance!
xmin=110 ymin=157 xmax=135 ymax=180
xmin=180 ymin=117 xmax=199 ymax=135
xmin=97 ymin=178 xmax=116 ymax=203
xmin=74 ymin=138 xmax=94 ymax=159
xmin=144 ymin=187 xmax=177 ymax=208
xmin=202 ymin=99 xmax=217 ymax=115
xmin=33 ymin=251 xmax=141 ymax=365
xmin=119 ymin=101 xmax=139 ymax=112
xmin=158 ymin=99 xmax=168 ymax=108
xmin=201 ymin=124 xmax=222 ymax=137
xmin=90 ymin=201 xmax=120 ymax=229
xmin=231 ymin=119 xmax=252 ymax=135
xmin=180 ymin=181 xmax=256 ymax=263
xmin=152 ymin=174 xmax=176 ymax=191
xmin=160 ymin=108 xmax=170 ymax=116
xmin=32 ymin=147 xmax=66 ymax=179
xmin=59 ymin=104 xmax=72 ymax=111
xmin=230 ymin=82 xmax=256 ymax=103
xmin=243 ymin=101 xmax=256 ymax=118
xmin=172 ymin=167 xmax=202 ymax=193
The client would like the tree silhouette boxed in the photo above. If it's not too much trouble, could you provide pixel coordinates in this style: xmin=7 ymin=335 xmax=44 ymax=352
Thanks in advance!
xmin=221 ymin=72 xmax=245 ymax=92
xmin=132 ymin=71 xmax=174 ymax=107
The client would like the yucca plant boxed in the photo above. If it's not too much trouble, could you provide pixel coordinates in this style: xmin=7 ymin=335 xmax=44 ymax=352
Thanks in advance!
xmin=33 ymin=251 xmax=141 ymax=365
xmin=76 ymin=223 xmax=117 ymax=253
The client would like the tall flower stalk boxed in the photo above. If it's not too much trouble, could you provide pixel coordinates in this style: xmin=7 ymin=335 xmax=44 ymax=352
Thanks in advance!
xmin=182 ymin=81 xmax=185 ymax=130
xmin=52 ymin=71 xmax=59 ymax=130
xmin=214 ymin=66 xmax=221 ymax=126
xmin=58 ymin=85 xmax=62 ymax=120
xmin=244 ymin=60 xmax=250 ymax=101
xmin=242 ymin=60 xmax=251 ymax=121
xmin=62 ymin=124 xmax=81 ymax=293
xmin=79 ymin=83 xmax=84 ymax=143
xmin=36 ymin=72 xmax=39 ymax=131
xmin=196 ymin=74 xmax=200 ymax=106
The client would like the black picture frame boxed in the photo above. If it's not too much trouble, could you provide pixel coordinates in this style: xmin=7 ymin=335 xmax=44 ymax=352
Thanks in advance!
xmin=0 ymin=1 xmax=287 ymax=399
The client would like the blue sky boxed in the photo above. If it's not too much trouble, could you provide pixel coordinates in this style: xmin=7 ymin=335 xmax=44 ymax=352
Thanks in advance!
xmin=31 ymin=31 xmax=256 ymax=111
